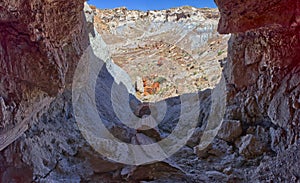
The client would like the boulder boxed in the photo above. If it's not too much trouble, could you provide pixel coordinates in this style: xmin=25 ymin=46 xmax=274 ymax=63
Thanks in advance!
xmin=217 ymin=120 xmax=243 ymax=142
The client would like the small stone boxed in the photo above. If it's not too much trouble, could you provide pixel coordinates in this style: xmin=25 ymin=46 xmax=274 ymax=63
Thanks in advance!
xmin=238 ymin=134 xmax=266 ymax=159
xmin=135 ymin=76 xmax=144 ymax=93
xmin=121 ymin=166 xmax=136 ymax=176
xmin=217 ymin=120 xmax=243 ymax=142
xmin=186 ymin=127 xmax=203 ymax=148
xmin=135 ymin=133 xmax=155 ymax=145
xmin=195 ymin=138 xmax=232 ymax=159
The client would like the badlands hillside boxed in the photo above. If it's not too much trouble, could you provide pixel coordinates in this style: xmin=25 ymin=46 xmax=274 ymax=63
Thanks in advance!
xmin=92 ymin=6 xmax=229 ymax=101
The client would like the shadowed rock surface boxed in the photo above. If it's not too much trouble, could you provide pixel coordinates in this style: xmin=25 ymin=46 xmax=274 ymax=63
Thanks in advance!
xmin=0 ymin=0 xmax=299 ymax=182
xmin=0 ymin=0 xmax=88 ymax=151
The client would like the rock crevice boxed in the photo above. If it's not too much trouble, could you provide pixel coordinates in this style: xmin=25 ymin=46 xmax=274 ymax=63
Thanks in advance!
xmin=0 ymin=0 xmax=299 ymax=182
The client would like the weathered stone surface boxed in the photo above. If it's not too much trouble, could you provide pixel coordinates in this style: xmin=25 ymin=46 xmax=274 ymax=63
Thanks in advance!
xmin=0 ymin=0 xmax=88 ymax=150
xmin=223 ymin=26 xmax=300 ymax=151
xmin=237 ymin=134 xmax=267 ymax=159
xmin=0 ymin=90 xmax=126 ymax=182
xmin=195 ymin=138 xmax=233 ymax=159
xmin=217 ymin=120 xmax=243 ymax=142
xmin=217 ymin=0 xmax=300 ymax=180
xmin=215 ymin=0 xmax=299 ymax=33
xmin=251 ymin=141 xmax=300 ymax=182
xmin=123 ymin=162 xmax=184 ymax=181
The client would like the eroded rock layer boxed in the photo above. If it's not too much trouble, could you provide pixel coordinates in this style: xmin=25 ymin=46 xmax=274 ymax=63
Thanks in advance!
xmin=93 ymin=6 xmax=229 ymax=101
xmin=218 ymin=0 xmax=300 ymax=180
xmin=0 ymin=0 xmax=88 ymax=151
xmin=215 ymin=0 xmax=299 ymax=33
xmin=0 ymin=0 xmax=299 ymax=182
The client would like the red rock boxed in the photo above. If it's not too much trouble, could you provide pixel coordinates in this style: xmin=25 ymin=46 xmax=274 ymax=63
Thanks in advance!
xmin=0 ymin=0 xmax=88 ymax=150
xmin=215 ymin=0 xmax=297 ymax=33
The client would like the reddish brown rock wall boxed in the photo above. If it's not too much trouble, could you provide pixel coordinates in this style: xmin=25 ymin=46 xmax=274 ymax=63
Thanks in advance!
xmin=215 ymin=0 xmax=299 ymax=33
xmin=216 ymin=0 xmax=300 ymax=180
xmin=0 ymin=0 xmax=88 ymax=150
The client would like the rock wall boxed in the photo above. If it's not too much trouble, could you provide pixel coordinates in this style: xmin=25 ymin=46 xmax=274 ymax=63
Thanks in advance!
xmin=217 ymin=0 xmax=300 ymax=180
xmin=218 ymin=0 xmax=300 ymax=150
xmin=215 ymin=0 xmax=299 ymax=33
xmin=0 ymin=0 xmax=88 ymax=151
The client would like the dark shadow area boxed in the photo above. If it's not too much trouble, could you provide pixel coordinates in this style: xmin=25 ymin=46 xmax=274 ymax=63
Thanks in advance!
xmin=94 ymin=60 xmax=212 ymax=145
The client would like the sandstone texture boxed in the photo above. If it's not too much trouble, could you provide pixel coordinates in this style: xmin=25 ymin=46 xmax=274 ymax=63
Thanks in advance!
xmin=0 ymin=0 xmax=88 ymax=151
xmin=215 ymin=0 xmax=299 ymax=33
xmin=218 ymin=0 xmax=300 ymax=181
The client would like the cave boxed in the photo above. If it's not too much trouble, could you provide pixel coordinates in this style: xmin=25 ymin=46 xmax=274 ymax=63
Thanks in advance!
xmin=0 ymin=0 xmax=299 ymax=182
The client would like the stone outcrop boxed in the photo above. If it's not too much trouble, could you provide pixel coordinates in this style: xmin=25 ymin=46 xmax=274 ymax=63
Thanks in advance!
xmin=217 ymin=0 xmax=300 ymax=180
xmin=215 ymin=0 xmax=299 ymax=33
xmin=0 ymin=0 xmax=88 ymax=151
